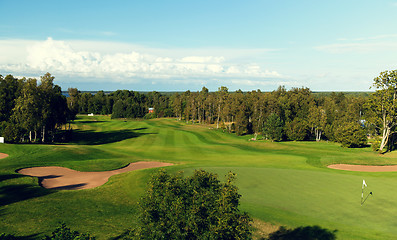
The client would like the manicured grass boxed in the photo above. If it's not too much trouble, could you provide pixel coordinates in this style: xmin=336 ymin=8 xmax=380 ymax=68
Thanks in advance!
xmin=1 ymin=115 xmax=397 ymax=239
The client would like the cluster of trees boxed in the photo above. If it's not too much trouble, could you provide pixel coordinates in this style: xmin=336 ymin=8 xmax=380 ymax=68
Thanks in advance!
xmin=170 ymin=86 xmax=368 ymax=147
xmin=72 ymin=86 xmax=368 ymax=147
xmin=5 ymin=70 xmax=397 ymax=151
xmin=67 ymin=89 xmax=173 ymax=119
xmin=0 ymin=73 xmax=72 ymax=143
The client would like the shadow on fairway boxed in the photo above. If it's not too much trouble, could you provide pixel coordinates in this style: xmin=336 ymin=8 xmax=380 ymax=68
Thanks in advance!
xmin=0 ymin=233 xmax=41 ymax=240
xmin=132 ymin=127 xmax=148 ymax=131
xmin=265 ymin=225 xmax=337 ymax=240
xmin=68 ymin=129 xmax=154 ymax=145
xmin=110 ymin=229 xmax=133 ymax=240
xmin=76 ymin=120 xmax=107 ymax=124
xmin=0 ymin=173 xmax=25 ymax=182
xmin=0 ymin=183 xmax=53 ymax=207
xmin=49 ymin=183 xmax=87 ymax=190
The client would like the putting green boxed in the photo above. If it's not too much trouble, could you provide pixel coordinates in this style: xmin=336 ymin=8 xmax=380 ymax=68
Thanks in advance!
xmin=1 ymin=116 xmax=397 ymax=239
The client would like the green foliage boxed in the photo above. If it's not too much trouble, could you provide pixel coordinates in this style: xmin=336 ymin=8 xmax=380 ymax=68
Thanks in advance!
xmin=0 ymin=73 xmax=70 ymax=143
xmin=263 ymin=113 xmax=284 ymax=141
xmin=371 ymin=138 xmax=381 ymax=152
xmin=0 ymin=233 xmax=17 ymax=240
xmin=334 ymin=122 xmax=367 ymax=148
xmin=284 ymin=118 xmax=308 ymax=141
xmin=43 ymin=223 xmax=95 ymax=240
xmin=366 ymin=70 xmax=397 ymax=151
xmin=266 ymin=225 xmax=337 ymax=240
xmin=131 ymin=169 xmax=252 ymax=240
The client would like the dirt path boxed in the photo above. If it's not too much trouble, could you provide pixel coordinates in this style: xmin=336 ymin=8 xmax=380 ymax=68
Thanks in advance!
xmin=0 ymin=153 xmax=9 ymax=159
xmin=328 ymin=164 xmax=397 ymax=172
xmin=17 ymin=161 xmax=173 ymax=190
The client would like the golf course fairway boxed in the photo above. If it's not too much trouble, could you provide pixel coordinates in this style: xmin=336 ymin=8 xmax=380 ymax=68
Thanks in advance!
xmin=1 ymin=115 xmax=397 ymax=239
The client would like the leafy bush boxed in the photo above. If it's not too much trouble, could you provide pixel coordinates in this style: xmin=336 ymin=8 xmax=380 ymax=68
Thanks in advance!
xmin=285 ymin=118 xmax=309 ymax=141
xmin=129 ymin=169 xmax=252 ymax=239
xmin=263 ymin=113 xmax=284 ymax=141
xmin=0 ymin=233 xmax=17 ymax=240
xmin=334 ymin=122 xmax=367 ymax=148
xmin=43 ymin=223 xmax=95 ymax=240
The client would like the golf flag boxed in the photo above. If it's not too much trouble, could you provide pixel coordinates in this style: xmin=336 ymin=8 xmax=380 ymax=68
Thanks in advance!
xmin=363 ymin=179 xmax=367 ymax=188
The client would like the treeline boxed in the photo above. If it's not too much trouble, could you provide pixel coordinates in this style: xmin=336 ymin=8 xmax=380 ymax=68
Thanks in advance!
xmin=0 ymin=73 xmax=370 ymax=147
xmin=0 ymin=73 xmax=72 ymax=143
xmin=170 ymin=86 xmax=367 ymax=147
xmin=67 ymin=89 xmax=173 ymax=119
xmin=71 ymin=86 xmax=368 ymax=147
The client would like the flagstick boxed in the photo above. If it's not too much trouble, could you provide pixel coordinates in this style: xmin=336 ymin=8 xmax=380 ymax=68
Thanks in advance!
xmin=361 ymin=179 xmax=366 ymax=206
xmin=361 ymin=185 xmax=364 ymax=206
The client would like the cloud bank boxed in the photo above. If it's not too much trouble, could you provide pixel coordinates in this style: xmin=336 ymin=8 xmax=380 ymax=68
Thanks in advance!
xmin=0 ymin=38 xmax=281 ymax=86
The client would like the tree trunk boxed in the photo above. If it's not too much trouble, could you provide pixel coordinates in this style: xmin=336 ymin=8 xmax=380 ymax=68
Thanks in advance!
xmin=42 ymin=125 xmax=46 ymax=143
xmin=29 ymin=131 xmax=32 ymax=142
xmin=217 ymin=105 xmax=220 ymax=129
xmin=380 ymin=127 xmax=390 ymax=151
xmin=315 ymin=128 xmax=321 ymax=142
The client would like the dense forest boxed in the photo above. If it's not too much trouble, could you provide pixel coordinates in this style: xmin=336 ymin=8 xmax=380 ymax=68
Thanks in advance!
xmin=2 ymin=70 xmax=397 ymax=152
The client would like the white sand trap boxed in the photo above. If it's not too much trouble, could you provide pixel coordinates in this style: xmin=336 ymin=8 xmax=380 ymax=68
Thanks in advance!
xmin=17 ymin=161 xmax=173 ymax=190
xmin=0 ymin=153 xmax=9 ymax=159
xmin=328 ymin=164 xmax=397 ymax=172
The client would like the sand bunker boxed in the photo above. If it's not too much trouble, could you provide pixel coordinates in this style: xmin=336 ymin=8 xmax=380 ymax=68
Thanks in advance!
xmin=328 ymin=164 xmax=397 ymax=172
xmin=0 ymin=153 xmax=9 ymax=159
xmin=17 ymin=161 xmax=173 ymax=190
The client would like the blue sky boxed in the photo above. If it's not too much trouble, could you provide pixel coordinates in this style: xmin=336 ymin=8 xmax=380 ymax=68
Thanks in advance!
xmin=1 ymin=0 xmax=397 ymax=91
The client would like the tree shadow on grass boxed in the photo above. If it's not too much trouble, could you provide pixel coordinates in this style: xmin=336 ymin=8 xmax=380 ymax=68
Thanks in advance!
xmin=67 ymin=129 xmax=154 ymax=145
xmin=76 ymin=120 xmax=107 ymax=123
xmin=0 ymin=183 xmax=53 ymax=207
xmin=265 ymin=225 xmax=337 ymax=240
xmin=0 ymin=173 xmax=25 ymax=182
xmin=0 ymin=233 xmax=41 ymax=240
xmin=110 ymin=229 xmax=133 ymax=240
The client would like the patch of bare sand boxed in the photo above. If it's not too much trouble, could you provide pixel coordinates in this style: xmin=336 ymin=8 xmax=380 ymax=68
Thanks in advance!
xmin=0 ymin=153 xmax=9 ymax=159
xmin=328 ymin=164 xmax=397 ymax=172
xmin=17 ymin=161 xmax=173 ymax=190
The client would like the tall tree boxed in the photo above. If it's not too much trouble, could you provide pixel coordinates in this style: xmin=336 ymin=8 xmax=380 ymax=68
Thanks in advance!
xmin=263 ymin=113 xmax=284 ymax=141
xmin=307 ymin=105 xmax=326 ymax=142
xmin=216 ymin=86 xmax=228 ymax=129
xmin=367 ymin=70 xmax=397 ymax=151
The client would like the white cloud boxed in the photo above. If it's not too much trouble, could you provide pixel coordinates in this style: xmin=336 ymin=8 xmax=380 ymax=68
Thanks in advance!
xmin=315 ymin=42 xmax=397 ymax=54
xmin=316 ymin=34 xmax=397 ymax=54
xmin=0 ymin=38 xmax=282 ymax=86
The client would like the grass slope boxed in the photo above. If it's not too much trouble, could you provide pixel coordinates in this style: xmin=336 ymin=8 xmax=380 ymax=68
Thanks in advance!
xmin=1 ymin=115 xmax=397 ymax=239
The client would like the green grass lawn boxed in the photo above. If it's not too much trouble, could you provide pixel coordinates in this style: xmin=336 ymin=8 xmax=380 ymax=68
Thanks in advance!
xmin=1 ymin=115 xmax=397 ymax=239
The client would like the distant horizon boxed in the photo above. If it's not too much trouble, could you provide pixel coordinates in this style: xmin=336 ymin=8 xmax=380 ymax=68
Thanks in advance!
xmin=1 ymin=1 xmax=396 ymax=92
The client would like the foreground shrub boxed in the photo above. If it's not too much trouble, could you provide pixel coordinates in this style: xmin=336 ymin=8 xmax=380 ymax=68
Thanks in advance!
xmin=43 ymin=223 xmax=95 ymax=240
xmin=0 ymin=233 xmax=17 ymax=240
xmin=129 ymin=169 xmax=252 ymax=239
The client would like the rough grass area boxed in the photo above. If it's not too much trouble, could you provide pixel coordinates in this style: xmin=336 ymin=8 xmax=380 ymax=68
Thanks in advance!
xmin=1 ymin=115 xmax=397 ymax=239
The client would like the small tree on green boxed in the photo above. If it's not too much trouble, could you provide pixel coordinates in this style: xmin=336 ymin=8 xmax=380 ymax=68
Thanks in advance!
xmin=285 ymin=118 xmax=309 ymax=141
xmin=334 ymin=122 xmax=367 ymax=148
xmin=130 ymin=169 xmax=252 ymax=240
xmin=263 ymin=113 xmax=284 ymax=141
